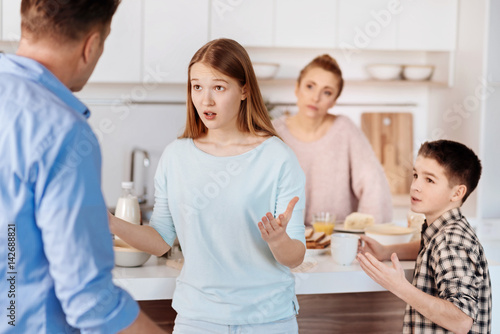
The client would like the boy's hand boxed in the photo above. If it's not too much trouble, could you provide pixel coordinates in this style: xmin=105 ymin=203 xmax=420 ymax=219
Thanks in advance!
xmin=357 ymin=252 xmax=409 ymax=295
xmin=358 ymin=234 xmax=390 ymax=261
xmin=258 ymin=196 xmax=298 ymax=246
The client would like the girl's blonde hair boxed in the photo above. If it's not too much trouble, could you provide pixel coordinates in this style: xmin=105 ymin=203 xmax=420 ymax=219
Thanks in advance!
xmin=297 ymin=54 xmax=344 ymax=100
xmin=180 ymin=38 xmax=278 ymax=139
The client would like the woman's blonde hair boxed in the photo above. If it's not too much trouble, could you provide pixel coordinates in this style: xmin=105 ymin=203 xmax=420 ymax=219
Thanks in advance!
xmin=180 ymin=38 xmax=278 ymax=139
xmin=297 ymin=54 xmax=344 ymax=100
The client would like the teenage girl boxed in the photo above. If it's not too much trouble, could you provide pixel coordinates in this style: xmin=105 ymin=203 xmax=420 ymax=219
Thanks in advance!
xmin=109 ymin=38 xmax=306 ymax=333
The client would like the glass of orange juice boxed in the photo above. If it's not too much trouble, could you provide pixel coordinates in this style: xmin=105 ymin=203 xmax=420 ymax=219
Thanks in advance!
xmin=312 ymin=212 xmax=336 ymax=235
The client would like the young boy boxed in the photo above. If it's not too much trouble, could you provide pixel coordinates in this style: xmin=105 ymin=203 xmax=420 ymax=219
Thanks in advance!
xmin=357 ymin=140 xmax=491 ymax=334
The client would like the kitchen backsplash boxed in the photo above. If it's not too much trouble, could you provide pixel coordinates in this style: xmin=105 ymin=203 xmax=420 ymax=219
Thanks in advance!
xmin=86 ymin=103 xmax=186 ymax=207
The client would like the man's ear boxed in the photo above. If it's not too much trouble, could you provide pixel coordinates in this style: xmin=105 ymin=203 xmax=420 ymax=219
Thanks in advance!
xmin=81 ymin=30 xmax=102 ymax=64
xmin=451 ymin=184 xmax=467 ymax=203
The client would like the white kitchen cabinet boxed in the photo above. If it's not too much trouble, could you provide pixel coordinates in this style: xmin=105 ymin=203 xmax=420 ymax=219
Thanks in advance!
xmin=338 ymin=0 xmax=398 ymax=50
xmin=144 ymin=0 xmax=209 ymax=83
xmin=210 ymin=0 xmax=274 ymax=47
xmin=90 ymin=0 xmax=142 ymax=83
xmin=275 ymin=0 xmax=338 ymax=48
xmin=397 ymin=0 xmax=457 ymax=51
xmin=1 ymin=0 xmax=22 ymax=41
xmin=338 ymin=0 xmax=457 ymax=51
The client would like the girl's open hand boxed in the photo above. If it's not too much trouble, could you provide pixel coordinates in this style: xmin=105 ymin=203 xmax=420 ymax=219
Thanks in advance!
xmin=258 ymin=196 xmax=298 ymax=245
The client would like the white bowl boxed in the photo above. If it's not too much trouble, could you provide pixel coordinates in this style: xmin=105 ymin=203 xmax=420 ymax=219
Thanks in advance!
xmin=402 ymin=65 xmax=434 ymax=81
xmin=253 ymin=62 xmax=280 ymax=80
xmin=113 ymin=241 xmax=151 ymax=267
xmin=366 ymin=64 xmax=402 ymax=80
xmin=364 ymin=224 xmax=416 ymax=245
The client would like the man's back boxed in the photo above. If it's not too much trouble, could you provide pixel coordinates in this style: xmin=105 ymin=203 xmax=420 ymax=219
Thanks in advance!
xmin=0 ymin=53 xmax=138 ymax=333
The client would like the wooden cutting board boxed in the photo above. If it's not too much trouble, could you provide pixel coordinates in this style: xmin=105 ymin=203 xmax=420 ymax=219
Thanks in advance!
xmin=361 ymin=112 xmax=413 ymax=194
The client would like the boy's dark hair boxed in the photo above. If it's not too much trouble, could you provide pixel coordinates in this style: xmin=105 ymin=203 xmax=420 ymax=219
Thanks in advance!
xmin=21 ymin=0 xmax=120 ymax=42
xmin=418 ymin=140 xmax=482 ymax=203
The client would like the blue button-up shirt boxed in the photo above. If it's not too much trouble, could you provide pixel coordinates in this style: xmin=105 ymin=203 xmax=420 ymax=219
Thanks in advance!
xmin=0 ymin=53 xmax=139 ymax=333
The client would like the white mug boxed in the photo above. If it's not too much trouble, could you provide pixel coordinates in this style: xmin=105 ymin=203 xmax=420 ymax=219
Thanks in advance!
xmin=331 ymin=233 xmax=360 ymax=266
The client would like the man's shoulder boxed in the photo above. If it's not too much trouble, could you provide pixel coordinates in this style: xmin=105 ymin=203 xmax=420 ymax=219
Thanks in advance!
xmin=0 ymin=74 xmax=93 ymax=162
xmin=1 ymin=72 xmax=85 ymax=125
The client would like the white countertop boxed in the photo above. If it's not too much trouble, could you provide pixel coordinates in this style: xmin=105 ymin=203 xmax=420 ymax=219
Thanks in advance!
xmin=112 ymin=249 xmax=415 ymax=300
xmin=113 ymin=241 xmax=500 ymax=301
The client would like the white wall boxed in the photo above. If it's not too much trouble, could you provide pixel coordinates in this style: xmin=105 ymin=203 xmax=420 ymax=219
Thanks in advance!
xmin=479 ymin=0 xmax=500 ymax=220
xmin=427 ymin=0 xmax=489 ymax=220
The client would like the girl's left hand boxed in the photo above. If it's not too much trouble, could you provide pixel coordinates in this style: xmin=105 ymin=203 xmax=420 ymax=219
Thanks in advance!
xmin=258 ymin=196 xmax=298 ymax=245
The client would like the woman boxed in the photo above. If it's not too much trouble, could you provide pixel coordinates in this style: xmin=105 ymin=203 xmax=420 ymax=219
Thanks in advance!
xmin=273 ymin=54 xmax=392 ymax=226
xmin=110 ymin=38 xmax=305 ymax=333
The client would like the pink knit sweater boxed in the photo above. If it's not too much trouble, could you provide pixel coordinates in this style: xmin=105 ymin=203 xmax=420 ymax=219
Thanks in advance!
xmin=273 ymin=115 xmax=393 ymax=226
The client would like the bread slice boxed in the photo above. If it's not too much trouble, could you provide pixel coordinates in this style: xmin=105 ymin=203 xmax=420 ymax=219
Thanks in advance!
xmin=305 ymin=227 xmax=314 ymax=239
xmin=307 ymin=232 xmax=325 ymax=243
xmin=317 ymin=235 xmax=331 ymax=247
xmin=306 ymin=230 xmax=330 ymax=249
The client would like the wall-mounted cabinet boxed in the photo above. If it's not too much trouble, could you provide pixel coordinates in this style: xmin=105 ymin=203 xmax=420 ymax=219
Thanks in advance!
xmin=275 ymin=0 xmax=338 ymax=48
xmin=338 ymin=0 xmax=398 ymax=50
xmin=210 ymin=0 xmax=457 ymax=52
xmin=90 ymin=0 xmax=142 ymax=83
xmin=338 ymin=0 xmax=457 ymax=51
xmin=210 ymin=0 xmax=274 ymax=47
xmin=210 ymin=0 xmax=339 ymax=49
xmin=397 ymin=0 xmax=457 ymax=51
xmin=92 ymin=0 xmax=210 ymax=83
xmin=143 ymin=0 xmax=209 ymax=83
xmin=0 ymin=0 xmax=459 ymax=85
xmin=1 ymin=0 xmax=21 ymax=41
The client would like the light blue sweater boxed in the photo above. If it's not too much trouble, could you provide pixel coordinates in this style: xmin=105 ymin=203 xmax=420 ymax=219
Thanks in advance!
xmin=150 ymin=137 xmax=306 ymax=325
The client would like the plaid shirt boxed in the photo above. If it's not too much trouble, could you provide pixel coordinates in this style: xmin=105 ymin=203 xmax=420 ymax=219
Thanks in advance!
xmin=403 ymin=208 xmax=492 ymax=333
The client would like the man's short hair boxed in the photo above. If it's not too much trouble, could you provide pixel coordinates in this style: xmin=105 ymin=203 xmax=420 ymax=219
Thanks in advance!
xmin=21 ymin=0 xmax=120 ymax=42
xmin=418 ymin=140 xmax=482 ymax=203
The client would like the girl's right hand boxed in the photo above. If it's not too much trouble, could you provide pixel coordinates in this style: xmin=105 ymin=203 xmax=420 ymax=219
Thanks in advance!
xmin=358 ymin=234 xmax=390 ymax=261
xmin=107 ymin=210 xmax=116 ymax=234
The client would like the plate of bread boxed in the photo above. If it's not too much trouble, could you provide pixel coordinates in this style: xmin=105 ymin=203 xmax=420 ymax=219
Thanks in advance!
xmin=334 ymin=212 xmax=375 ymax=233
xmin=305 ymin=227 xmax=331 ymax=255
